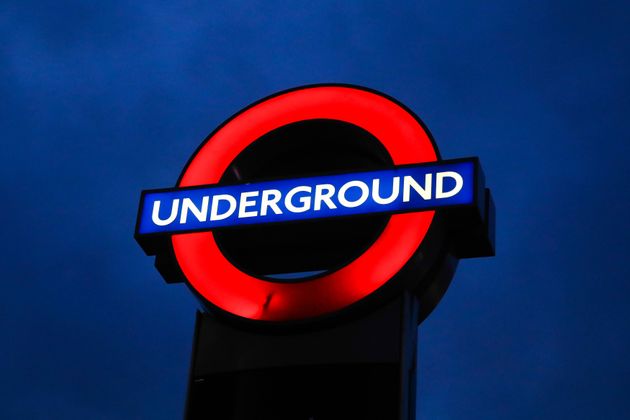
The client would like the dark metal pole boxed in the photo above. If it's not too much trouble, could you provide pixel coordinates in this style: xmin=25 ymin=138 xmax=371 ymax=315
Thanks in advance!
xmin=184 ymin=293 xmax=421 ymax=419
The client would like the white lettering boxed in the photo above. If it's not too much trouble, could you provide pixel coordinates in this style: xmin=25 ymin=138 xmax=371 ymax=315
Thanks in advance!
xmin=338 ymin=180 xmax=369 ymax=208
xmin=238 ymin=191 xmax=259 ymax=218
xmin=180 ymin=197 xmax=208 ymax=224
xmin=403 ymin=174 xmax=432 ymax=201
xmin=436 ymin=171 xmax=463 ymax=199
xmin=260 ymin=189 xmax=283 ymax=216
xmin=210 ymin=194 xmax=237 ymax=221
xmin=314 ymin=184 xmax=337 ymax=211
xmin=152 ymin=199 xmax=180 ymax=226
xmin=372 ymin=177 xmax=400 ymax=205
xmin=285 ymin=186 xmax=312 ymax=213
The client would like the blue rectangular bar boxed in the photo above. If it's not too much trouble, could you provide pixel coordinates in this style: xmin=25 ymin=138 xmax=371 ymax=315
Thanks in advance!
xmin=137 ymin=159 xmax=476 ymax=235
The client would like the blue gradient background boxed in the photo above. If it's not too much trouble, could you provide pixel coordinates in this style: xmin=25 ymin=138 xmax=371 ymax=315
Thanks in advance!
xmin=1 ymin=1 xmax=628 ymax=418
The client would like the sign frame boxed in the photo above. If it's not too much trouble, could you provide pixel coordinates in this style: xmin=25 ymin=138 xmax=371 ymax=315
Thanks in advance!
xmin=135 ymin=84 xmax=494 ymax=327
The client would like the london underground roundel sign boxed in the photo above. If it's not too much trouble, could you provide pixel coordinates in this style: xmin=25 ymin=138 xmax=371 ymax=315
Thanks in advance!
xmin=135 ymin=85 xmax=495 ymax=324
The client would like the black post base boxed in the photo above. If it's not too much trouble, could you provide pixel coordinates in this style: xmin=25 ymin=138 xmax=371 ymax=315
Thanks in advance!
xmin=185 ymin=294 xmax=420 ymax=420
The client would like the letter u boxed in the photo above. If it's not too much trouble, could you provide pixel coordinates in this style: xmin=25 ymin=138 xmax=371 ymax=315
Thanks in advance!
xmin=152 ymin=199 xmax=180 ymax=226
xmin=372 ymin=177 xmax=400 ymax=205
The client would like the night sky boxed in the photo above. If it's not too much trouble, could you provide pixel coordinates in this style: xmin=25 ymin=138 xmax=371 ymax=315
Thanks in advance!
xmin=2 ymin=1 xmax=629 ymax=419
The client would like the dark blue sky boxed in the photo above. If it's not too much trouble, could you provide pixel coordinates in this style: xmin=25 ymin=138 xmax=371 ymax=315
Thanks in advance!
xmin=1 ymin=1 xmax=628 ymax=418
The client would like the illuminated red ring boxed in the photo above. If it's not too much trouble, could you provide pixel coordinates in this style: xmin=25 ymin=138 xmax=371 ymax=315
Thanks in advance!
xmin=173 ymin=86 xmax=437 ymax=321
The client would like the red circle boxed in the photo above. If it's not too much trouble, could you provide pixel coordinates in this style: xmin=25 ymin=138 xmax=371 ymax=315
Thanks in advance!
xmin=173 ymin=86 xmax=437 ymax=321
